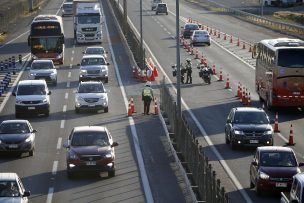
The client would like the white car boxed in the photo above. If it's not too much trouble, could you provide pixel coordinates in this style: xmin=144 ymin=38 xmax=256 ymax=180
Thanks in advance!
xmin=0 ymin=173 xmax=30 ymax=203
xmin=151 ymin=0 xmax=162 ymax=10
xmin=28 ymin=60 xmax=57 ymax=86
xmin=78 ymin=55 xmax=109 ymax=83
xmin=83 ymin=46 xmax=108 ymax=59
xmin=75 ymin=81 xmax=108 ymax=113
xmin=62 ymin=2 xmax=73 ymax=16
xmin=190 ymin=30 xmax=211 ymax=46
xmin=12 ymin=80 xmax=51 ymax=118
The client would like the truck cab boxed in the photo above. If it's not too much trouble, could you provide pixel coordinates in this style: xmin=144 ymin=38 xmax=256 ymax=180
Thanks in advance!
xmin=281 ymin=173 xmax=304 ymax=203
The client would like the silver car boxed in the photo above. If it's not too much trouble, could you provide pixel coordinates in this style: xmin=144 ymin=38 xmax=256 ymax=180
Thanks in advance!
xmin=190 ymin=30 xmax=211 ymax=46
xmin=75 ymin=81 xmax=109 ymax=113
xmin=0 ymin=173 xmax=30 ymax=203
xmin=62 ymin=2 xmax=73 ymax=16
xmin=28 ymin=60 xmax=57 ymax=86
xmin=78 ymin=55 xmax=109 ymax=83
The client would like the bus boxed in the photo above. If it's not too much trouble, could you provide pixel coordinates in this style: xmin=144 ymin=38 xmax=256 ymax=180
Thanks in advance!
xmin=28 ymin=15 xmax=65 ymax=64
xmin=253 ymin=38 xmax=304 ymax=109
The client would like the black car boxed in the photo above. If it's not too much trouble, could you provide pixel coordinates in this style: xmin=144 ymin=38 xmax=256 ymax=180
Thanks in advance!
xmin=225 ymin=107 xmax=274 ymax=150
xmin=181 ymin=23 xmax=200 ymax=38
xmin=155 ymin=3 xmax=168 ymax=15
xmin=63 ymin=126 xmax=118 ymax=179
xmin=0 ymin=120 xmax=36 ymax=156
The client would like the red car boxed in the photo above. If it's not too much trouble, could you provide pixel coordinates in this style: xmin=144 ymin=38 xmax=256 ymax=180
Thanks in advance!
xmin=63 ymin=126 xmax=118 ymax=179
xmin=250 ymin=146 xmax=304 ymax=195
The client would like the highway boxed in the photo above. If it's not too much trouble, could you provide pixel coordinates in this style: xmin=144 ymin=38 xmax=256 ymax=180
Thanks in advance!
xmin=0 ymin=0 xmax=188 ymax=202
xmin=123 ymin=0 xmax=304 ymax=202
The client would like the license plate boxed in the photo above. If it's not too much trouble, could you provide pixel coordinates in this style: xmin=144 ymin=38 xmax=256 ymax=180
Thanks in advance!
xmin=28 ymin=107 xmax=35 ymax=110
xmin=9 ymin=144 xmax=18 ymax=148
xmin=276 ymin=182 xmax=287 ymax=187
xmin=89 ymin=104 xmax=95 ymax=107
xmin=250 ymin=140 xmax=259 ymax=144
xmin=99 ymin=172 xmax=108 ymax=178
xmin=86 ymin=161 xmax=96 ymax=166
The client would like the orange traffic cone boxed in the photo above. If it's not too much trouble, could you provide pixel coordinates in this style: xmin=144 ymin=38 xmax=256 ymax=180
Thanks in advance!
xmin=225 ymin=74 xmax=230 ymax=89
xmin=249 ymin=45 xmax=252 ymax=52
xmin=274 ymin=112 xmax=280 ymax=132
xmin=236 ymin=82 xmax=241 ymax=97
xmin=247 ymin=93 xmax=251 ymax=106
xmin=218 ymin=69 xmax=223 ymax=81
xmin=242 ymin=42 xmax=246 ymax=49
xmin=201 ymin=55 xmax=204 ymax=64
xmin=132 ymin=66 xmax=136 ymax=78
xmin=154 ymin=97 xmax=159 ymax=115
xmin=130 ymin=97 xmax=136 ymax=113
xmin=237 ymin=38 xmax=240 ymax=46
xmin=224 ymin=34 xmax=227 ymax=40
xmin=127 ymin=102 xmax=132 ymax=117
xmin=194 ymin=50 xmax=199 ymax=59
xmin=213 ymin=29 xmax=217 ymax=36
xmin=230 ymin=36 xmax=233 ymax=43
xmin=190 ymin=47 xmax=194 ymax=55
xmin=242 ymin=87 xmax=246 ymax=103
xmin=212 ymin=64 xmax=216 ymax=75
xmin=217 ymin=32 xmax=221 ymax=38
xmin=287 ymin=124 xmax=295 ymax=146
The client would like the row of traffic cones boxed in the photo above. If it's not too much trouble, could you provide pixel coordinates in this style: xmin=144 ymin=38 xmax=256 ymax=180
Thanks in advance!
xmin=127 ymin=97 xmax=159 ymax=116
xmin=236 ymin=82 xmax=251 ymax=106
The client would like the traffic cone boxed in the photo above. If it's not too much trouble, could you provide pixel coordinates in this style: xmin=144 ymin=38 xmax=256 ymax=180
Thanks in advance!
xmin=236 ymin=82 xmax=241 ymax=97
xmin=237 ymin=38 xmax=240 ymax=46
xmin=247 ymin=93 xmax=251 ymax=106
xmin=242 ymin=42 xmax=246 ymax=49
xmin=230 ymin=36 xmax=233 ymax=43
xmin=154 ymin=97 xmax=159 ymax=115
xmin=218 ymin=69 xmax=223 ymax=81
xmin=225 ymin=74 xmax=230 ymax=89
xmin=210 ymin=29 xmax=213 ymax=35
xmin=217 ymin=32 xmax=221 ymax=38
xmin=224 ymin=34 xmax=227 ymax=40
xmin=127 ymin=101 xmax=133 ymax=117
xmin=130 ymin=97 xmax=136 ymax=113
xmin=287 ymin=124 xmax=295 ymax=146
xmin=187 ymin=44 xmax=191 ymax=52
xmin=190 ymin=47 xmax=194 ymax=55
xmin=242 ymin=87 xmax=246 ymax=103
xmin=249 ymin=45 xmax=252 ymax=52
xmin=213 ymin=29 xmax=217 ymax=36
xmin=194 ymin=50 xmax=199 ymax=59
xmin=201 ymin=55 xmax=204 ymax=64
xmin=274 ymin=112 xmax=280 ymax=132
xmin=244 ymin=89 xmax=248 ymax=105
xmin=132 ymin=66 xmax=136 ymax=78
xmin=212 ymin=64 xmax=216 ymax=75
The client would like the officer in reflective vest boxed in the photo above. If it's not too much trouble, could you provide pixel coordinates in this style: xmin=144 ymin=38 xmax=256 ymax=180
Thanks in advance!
xmin=185 ymin=58 xmax=192 ymax=84
xmin=142 ymin=82 xmax=154 ymax=115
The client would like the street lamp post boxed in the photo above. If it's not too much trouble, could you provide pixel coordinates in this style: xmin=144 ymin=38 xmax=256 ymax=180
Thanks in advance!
xmin=140 ymin=0 xmax=144 ymax=70
xmin=176 ymin=0 xmax=181 ymax=117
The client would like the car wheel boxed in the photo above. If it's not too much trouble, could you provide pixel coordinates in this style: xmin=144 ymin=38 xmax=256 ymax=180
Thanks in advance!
xmin=45 ymin=111 xmax=50 ymax=117
xmin=108 ymin=170 xmax=115 ymax=177
xmin=207 ymin=43 xmax=211 ymax=46
xmin=250 ymin=179 xmax=254 ymax=188
xmin=166 ymin=12 xmax=168 ymax=15
xmin=53 ymin=80 xmax=57 ymax=86
xmin=79 ymin=78 xmax=82 ymax=82
xmin=29 ymin=148 xmax=34 ymax=156
xmin=15 ymin=111 xmax=21 ymax=118
xmin=230 ymin=136 xmax=236 ymax=150
xmin=75 ymin=108 xmax=80 ymax=114
xmin=225 ymin=132 xmax=230 ymax=144
xmin=67 ymin=171 xmax=74 ymax=179
xmin=255 ymin=184 xmax=262 ymax=196
xmin=156 ymin=12 xmax=158 ymax=15
xmin=105 ymin=78 xmax=108 ymax=83
xmin=104 ymin=107 xmax=108 ymax=113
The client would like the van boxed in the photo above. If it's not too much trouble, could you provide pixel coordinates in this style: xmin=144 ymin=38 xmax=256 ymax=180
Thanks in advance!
xmin=151 ymin=0 xmax=162 ymax=10
xmin=12 ymin=80 xmax=51 ymax=118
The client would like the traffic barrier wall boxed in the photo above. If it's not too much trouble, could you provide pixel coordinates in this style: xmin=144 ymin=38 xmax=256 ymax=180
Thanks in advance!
xmin=160 ymin=79 xmax=229 ymax=203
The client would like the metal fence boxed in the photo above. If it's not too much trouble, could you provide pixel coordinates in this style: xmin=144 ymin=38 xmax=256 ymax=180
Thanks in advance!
xmin=0 ymin=0 xmax=45 ymax=34
xmin=160 ymin=79 xmax=229 ymax=203
xmin=192 ymin=0 xmax=304 ymax=39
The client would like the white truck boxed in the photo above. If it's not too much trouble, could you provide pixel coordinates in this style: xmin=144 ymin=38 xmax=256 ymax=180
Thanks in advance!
xmin=73 ymin=0 xmax=103 ymax=44
xmin=281 ymin=173 xmax=304 ymax=203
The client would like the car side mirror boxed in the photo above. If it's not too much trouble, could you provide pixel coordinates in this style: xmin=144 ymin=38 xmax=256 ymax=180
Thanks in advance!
xmin=63 ymin=142 xmax=70 ymax=148
xmin=251 ymin=161 xmax=258 ymax=166
xmin=106 ymin=62 xmax=110 ymax=65
xmin=180 ymin=26 xmax=184 ymax=29
xmin=32 ymin=129 xmax=37 ymax=133
xmin=226 ymin=119 xmax=231 ymax=123
xmin=12 ymin=92 xmax=16 ymax=96
xmin=299 ymin=162 xmax=304 ymax=167
xmin=105 ymin=51 xmax=108 ymax=54
xmin=111 ymin=142 xmax=119 ymax=148
xmin=48 ymin=91 xmax=52 ymax=95
xmin=82 ymin=51 xmax=85 ymax=54
xmin=23 ymin=191 xmax=30 ymax=197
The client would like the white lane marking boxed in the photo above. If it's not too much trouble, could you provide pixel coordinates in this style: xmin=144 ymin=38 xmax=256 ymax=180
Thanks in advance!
xmin=63 ymin=105 xmax=67 ymax=112
xmin=56 ymin=137 xmax=62 ymax=150
xmin=127 ymin=10 xmax=253 ymax=203
xmin=68 ymin=72 xmax=71 ymax=78
xmin=52 ymin=161 xmax=58 ymax=175
xmin=72 ymin=50 xmax=74 ymax=54
xmin=65 ymin=92 xmax=69 ymax=99
xmin=66 ymin=82 xmax=70 ymax=88
xmin=69 ymin=64 xmax=72 ymax=69
xmin=60 ymin=120 xmax=65 ymax=129
xmin=46 ymin=187 xmax=54 ymax=203
xmin=105 ymin=6 xmax=154 ymax=203
xmin=71 ymin=57 xmax=74 ymax=62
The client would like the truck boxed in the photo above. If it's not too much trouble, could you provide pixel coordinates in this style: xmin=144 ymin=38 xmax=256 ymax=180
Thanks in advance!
xmin=260 ymin=0 xmax=297 ymax=7
xmin=73 ymin=0 xmax=103 ymax=44
xmin=281 ymin=173 xmax=304 ymax=203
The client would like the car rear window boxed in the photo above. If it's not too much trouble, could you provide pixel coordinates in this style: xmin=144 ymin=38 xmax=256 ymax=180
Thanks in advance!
xmin=71 ymin=131 xmax=109 ymax=146
xmin=85 ymin=48 xmax=105 ymax=55
xmin=185 ymin=24 xmax=199 ymax=30
xmin=260 ymin=151 xmax=297 ymax=167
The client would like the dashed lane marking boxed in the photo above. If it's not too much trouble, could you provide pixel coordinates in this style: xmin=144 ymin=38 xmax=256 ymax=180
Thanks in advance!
xmin=63 ymin=105 xmax=67 ymax=112
xmin=64 ymin=92 xmax=68 ymax=99
xmin=71 ymin=57 xmax=74 ymax=62
xmin=66 ymin=82 xmax=70 ymax=88
xmin=60 ymin=120 xmax=65 ymax=129
xmin=68 ymin=72 xmax=71 ymax=78
xmin=56 ymin=138 xmax=62 ymax=150
xmin=69 ymin=64 xmax=72 ymax=69
xmin=46 ymin=187 xmax=54 ymax=203
xmin=52 ymin=161 xmax=58 ymax=175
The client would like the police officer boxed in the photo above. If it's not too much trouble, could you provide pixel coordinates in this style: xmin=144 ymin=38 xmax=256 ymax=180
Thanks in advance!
xmin=142 ymin=82 xmax=154 ymax=115
xmin=185 ymin=58 xmax=192 ymax=84
xmin=181 ymin=64 xmax=186 ymax=84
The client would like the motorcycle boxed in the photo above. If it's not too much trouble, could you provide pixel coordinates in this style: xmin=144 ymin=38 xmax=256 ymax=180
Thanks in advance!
xmin=197 ymin=64 xmax=212 ymax=84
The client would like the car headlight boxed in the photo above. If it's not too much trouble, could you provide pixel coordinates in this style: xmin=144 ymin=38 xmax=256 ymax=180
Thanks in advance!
xmin=259 ymin=171 xmax=269 ymax=180
xmin=16 ymin=99 xmax=22 ymax=104
xmin=25 ymin=136 xmax=32 ymax=143
xmin=56 ymin=53 xmax=63 ymax=59
xmin=76 ymin=96 xmax=84 ymax=102
xmin=264 ymin=130 xmax=273 ymax=135
xmin=29 ymin=72 xmax=36 ymax=76
xmin=42 ymin=98 xmax=48 ymax=103
xmin=97 ymin=31 xmax=102 ymax=37
xmin=234 ymin=130 xmax=244 ymax=135
xmin=0 ymin=140 xmax=2 ymax=144
xmin=80 ymin=69 xmax=87 ymax=74
xmin=69 ymin=152 xmax=79 ymax=160
xmin=104 ymin=153 xmax=112 ymax=159
xmin=76 ymin=32 xmax=83 ymax=37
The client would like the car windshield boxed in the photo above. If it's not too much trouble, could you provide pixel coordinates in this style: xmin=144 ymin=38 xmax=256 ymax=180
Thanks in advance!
xmin=63 ymin=4 xmax=72 ymax=9
xmin=0 ymin=123 xmax=30 ymax=134
xmin=78 ymin=83 xmax=104 ymax=93
xmin=71 ymin=131 xmax=109 ymax=147
xmin=81 ymin=58 xmax=106 ymax=66
xmin=260 ymin=152 xmax=297 ymax=167
xmin=31 ymin=62 xmax=53 ymax=70
xmin=16 ymin=85 xmax=46 ymax=95
xmin=0 ymin=181 xmax=20 ymax=197
xmin=85 ymin=48 xmax=105 ymax=55
xmin=185 ymin=24 xmax=199 ymax=30
xmin=233 ymin=111 xmax=269 ymax=124
xmin=158 ymin=4 xmax=166 ymax=7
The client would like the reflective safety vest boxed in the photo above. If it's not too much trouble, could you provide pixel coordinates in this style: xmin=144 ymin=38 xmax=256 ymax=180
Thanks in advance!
xmin=143 ymin=88 xmax=152 ymax=97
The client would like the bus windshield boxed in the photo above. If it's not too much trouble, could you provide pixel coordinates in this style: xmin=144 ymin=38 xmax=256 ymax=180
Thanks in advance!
xmin=31 ymin=37 xmax=62 ymax=54
xmin=277 ymin=49 xmax=304 ymax=68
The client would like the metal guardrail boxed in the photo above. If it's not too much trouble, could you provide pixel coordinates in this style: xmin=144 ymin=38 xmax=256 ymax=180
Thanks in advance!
xmin=160 ymin=79 xmax=229 ymax=203
xmin=192 ymin=0 xmax=304 ymax=39
xmin=0 ymin=0 xmax=45 ymax=34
